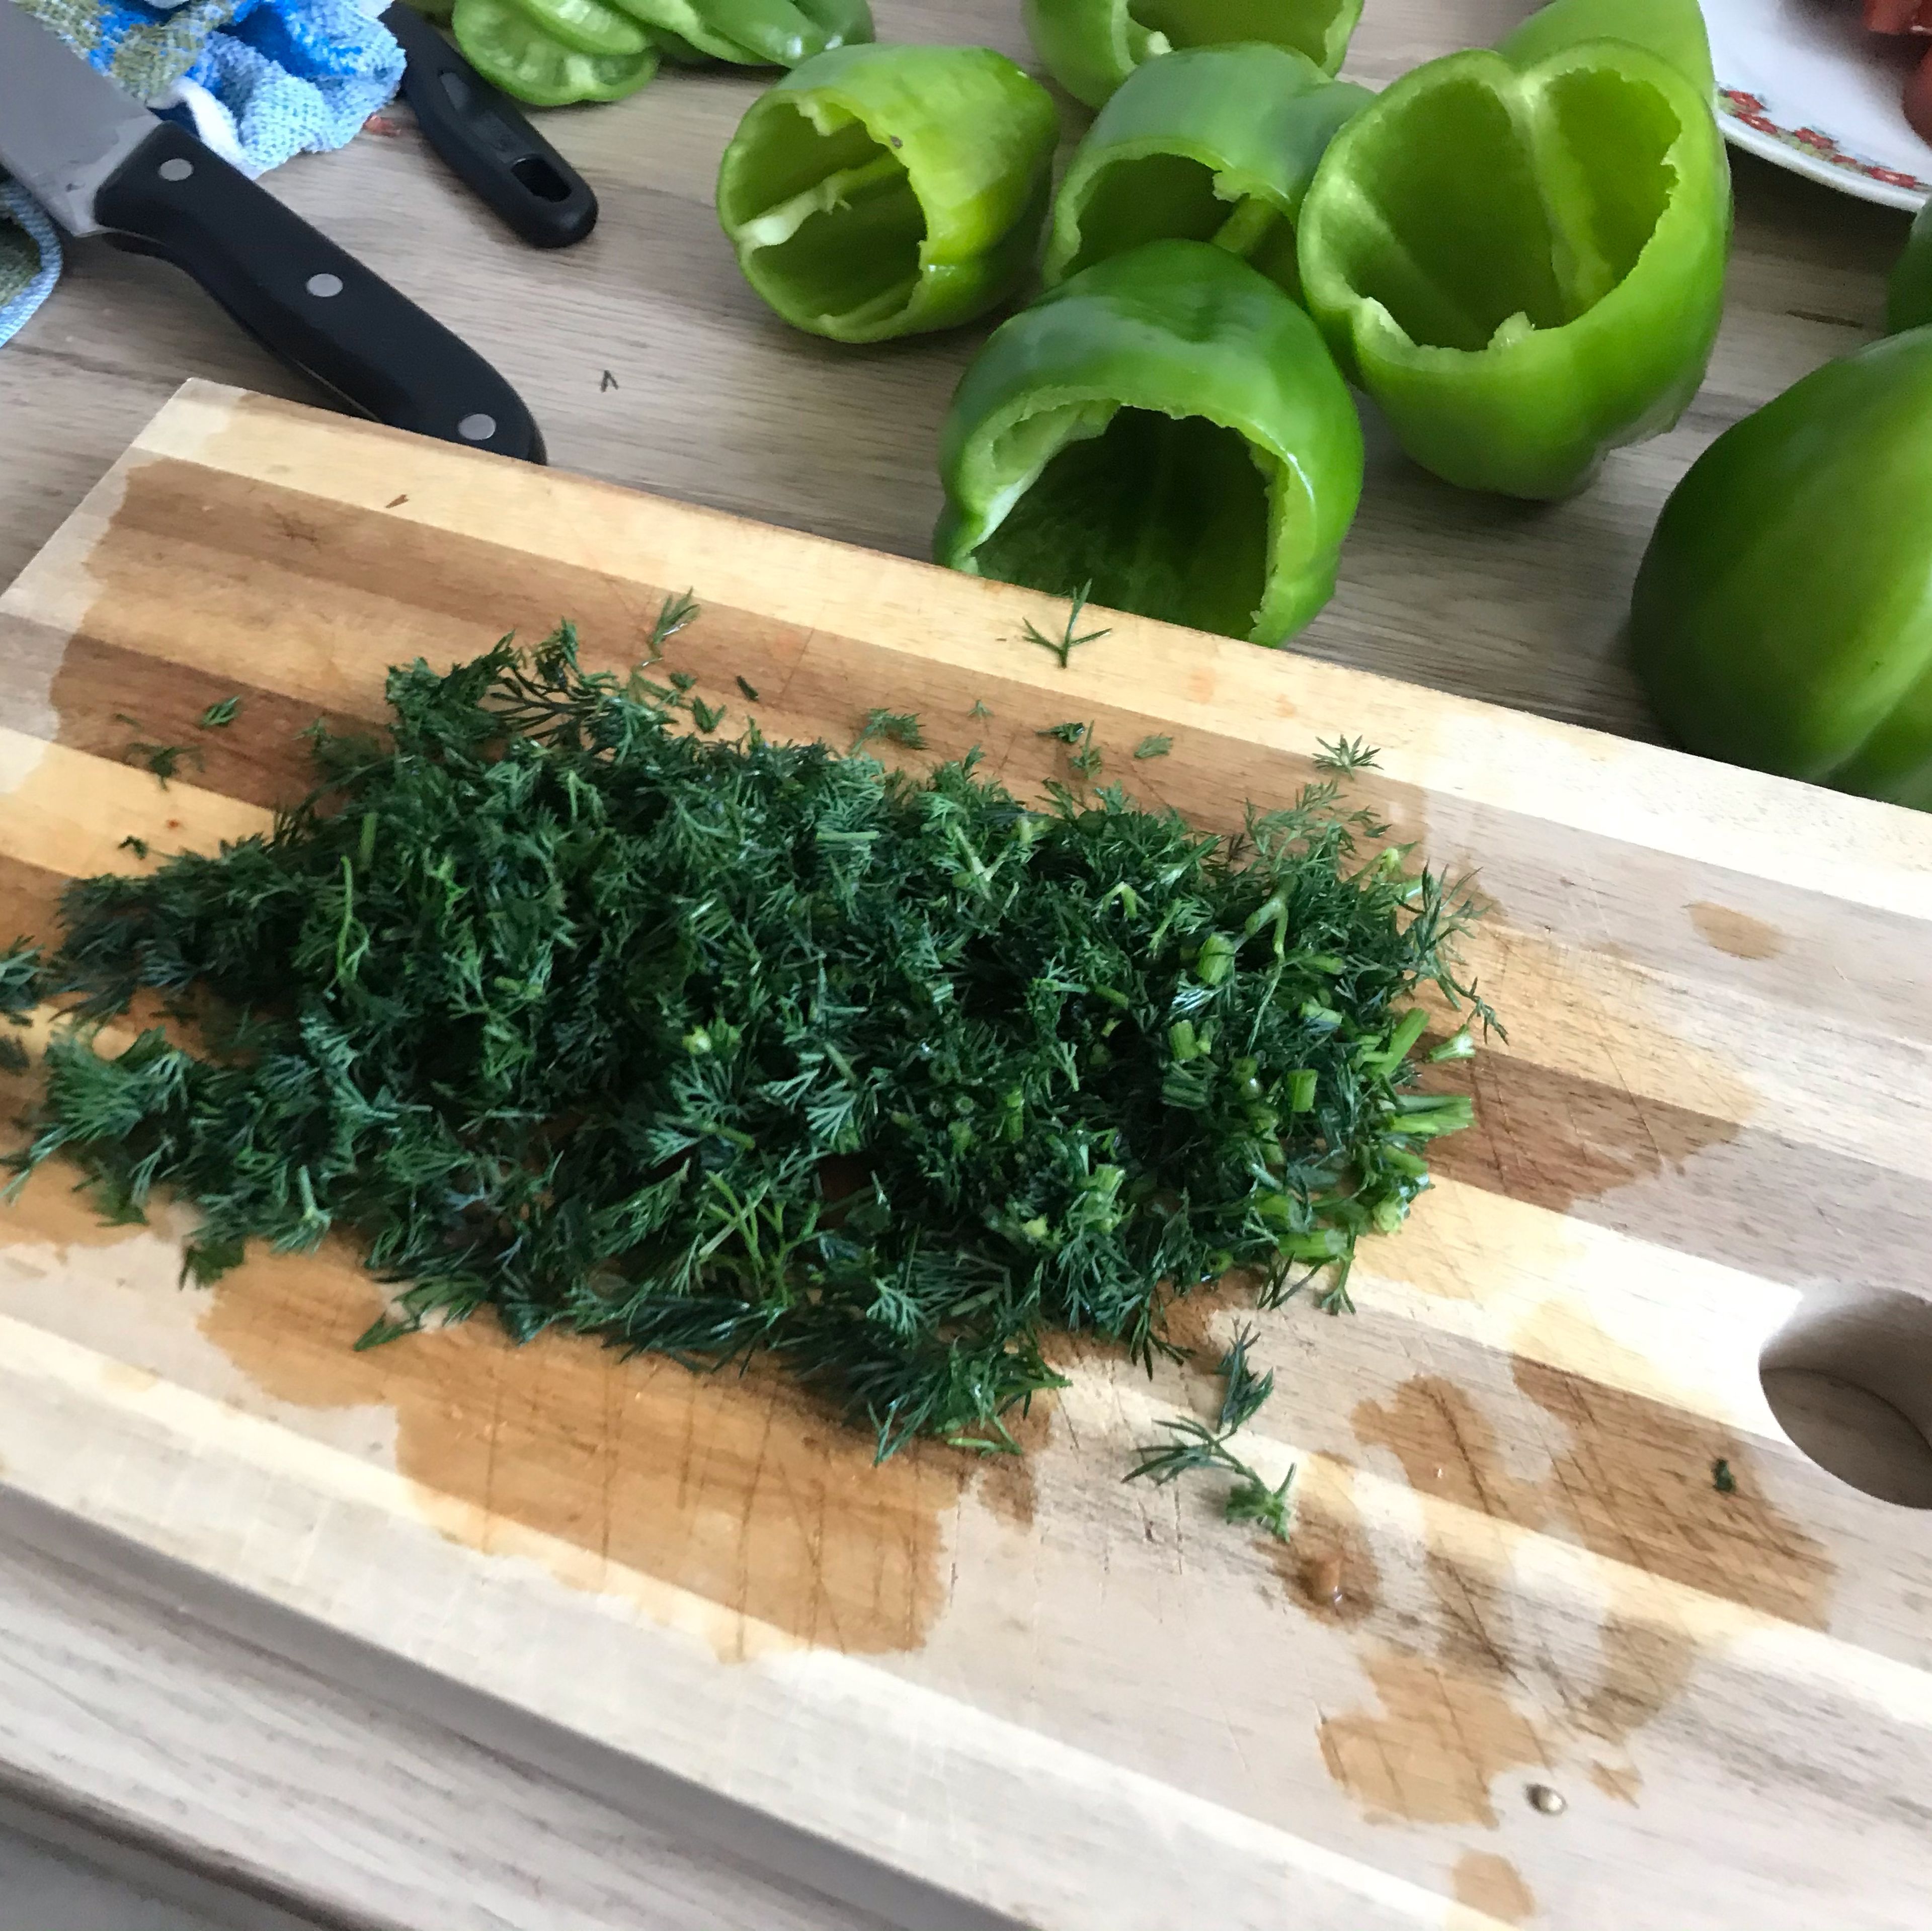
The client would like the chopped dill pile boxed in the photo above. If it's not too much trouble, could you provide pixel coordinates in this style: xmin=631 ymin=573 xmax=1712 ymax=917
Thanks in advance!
xmin=5 ymin=627 xmax=1491 ymax=1460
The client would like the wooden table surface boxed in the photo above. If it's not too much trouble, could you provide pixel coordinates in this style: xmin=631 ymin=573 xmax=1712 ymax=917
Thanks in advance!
xmin=0 ymin=0 xmax=1908 ymax=740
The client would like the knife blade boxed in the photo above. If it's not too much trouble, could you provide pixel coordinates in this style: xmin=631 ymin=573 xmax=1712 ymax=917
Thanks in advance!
xmin=0 ymin=0 xmax=544 ymax=462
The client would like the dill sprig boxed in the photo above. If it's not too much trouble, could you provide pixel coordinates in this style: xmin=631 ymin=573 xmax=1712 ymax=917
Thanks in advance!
xmin=852 ymin=708 xmax=924 ymax=752
xmin=1127 ymin=1417 xmax=1294 ymax=1540
xmin=643 ymin=589 xmax=697 ymax=662
xmin=115 ymin=716 xmax=201 ymax=787
xmin=1022 ymin=582 xmax=1110 ymax=668
xmin=1314 ymin=735 xmax=1380 ymax=774
xmin=1216 ymin=1322 xmax=1274 ymax=1434
xmin=7 ymin=626 xmax=1492 ymax=1461
xmin=200 ymin=698 xmax=243 ymax=729
xmin=1134 ymin=735 xmax=1172 ymax=761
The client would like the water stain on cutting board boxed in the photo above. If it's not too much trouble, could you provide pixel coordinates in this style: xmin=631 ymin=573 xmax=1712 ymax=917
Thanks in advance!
xmin=198 ymin=1245 xmax=1031 ymax=1658
xmin=1420 ymin=923 xmax=1752 ymax=1220
xmin=1450 ymin=1852 xmax=1537 ymax=1927
xmin=1687 ymin=902 xmax=1785 ymax=962
xmin=1315 ymin=1306 xmax=1832 ymax=1827
xmin=1270 ymin=1456 xmax=1381 ymax=1627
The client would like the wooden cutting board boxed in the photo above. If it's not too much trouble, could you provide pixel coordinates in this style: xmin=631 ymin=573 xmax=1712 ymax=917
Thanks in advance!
xmin=1 ymin=380 xmax=1929 ymax=1931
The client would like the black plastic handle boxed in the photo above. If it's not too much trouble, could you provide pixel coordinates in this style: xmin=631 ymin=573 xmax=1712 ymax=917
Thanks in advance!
xmin=97 ymin=120 xmax=545 ymax=463
xmin=383 ymin=3 xmax=597 ymax=249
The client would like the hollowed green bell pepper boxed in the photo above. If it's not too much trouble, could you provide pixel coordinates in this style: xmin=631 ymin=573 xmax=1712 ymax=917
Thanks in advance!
xmin=617 ymin=0 xmax=870 ymax=66
xmin=717 ymin=45 xmax=1058 ymax=343
xmin=1023 ymin=0 xmax=1359 ymax=110
xmin=1495 ymin=0 xmax=1714 ymax=94
xmin=935 ymin=238 xmax=1363 ymax=645
xmin=1041 ymin=44 xmax=1372 ymax=301
xmin=1296 ymin=0 xmax=1729 ymax=498
xmin=449 ymin=0 xmax=870 ymax=104
xmin=451 ymin=0 xmax=660 ymax=103
xmin=1631 ymin=328 xmax=1932 ymax=810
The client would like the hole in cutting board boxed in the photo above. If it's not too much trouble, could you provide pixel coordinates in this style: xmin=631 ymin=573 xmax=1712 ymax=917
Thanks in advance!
xmin=1761 ymin=1290 xmax=1932 ymax=1509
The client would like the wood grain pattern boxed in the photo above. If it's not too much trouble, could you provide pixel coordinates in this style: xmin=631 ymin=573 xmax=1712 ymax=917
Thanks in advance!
xmin=1 ymin=383 xmax=1930 ymax=1929
xmin=0 ymin=0 xmax=1909 ymax=739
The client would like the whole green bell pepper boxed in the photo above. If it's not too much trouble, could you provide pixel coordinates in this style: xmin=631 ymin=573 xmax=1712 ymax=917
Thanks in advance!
xmin=935 ymin=239 xmax=1363 ymax=645
xmin=1631 ymin=329 xmax=1932 ymax=810
xmin=1888 ymin=195 xmax=1932 ymax=335
xmin=1042 ymin=45 xmax=1373 ymax=301
xmin=1023 ymin=0 xmax=1359 ymax=110
xmin=717 ymin=45 xmax=1058 ymax=343
xmin=1296 ymin=0 xmax=1729 ymax=498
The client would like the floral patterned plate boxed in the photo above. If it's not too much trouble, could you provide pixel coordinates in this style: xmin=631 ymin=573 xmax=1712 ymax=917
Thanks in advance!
xmin=1704 ymin=0 xmax=1932 ymax=208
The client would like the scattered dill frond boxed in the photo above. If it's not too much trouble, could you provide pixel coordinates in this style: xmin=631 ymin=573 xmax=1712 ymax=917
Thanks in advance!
xmin=11 ymin=627 xmax=1491 ymax=1463
xmin=0 ymin=940 xmax=39 ymax=1019
xmin=1040 ymin=721 xmax=1101 ymax=782
xmin=1022 ymin=581 xmax=1109 ymax=668
xmin=690 ymin=697 xmax=726 ymax=734
xmin=643 ymin=589 xmax=698 ymax=661
xmin=1713 ymin=1458 xmax=1737 ymax=1494
xmin=969 ymin=700 xmax=993 ymax=720
xmin=1217 ymin=1323 xmax=1275 ymax=1434
xmin=199 ymin=698 xmax=242 ymax=729
xmin=1127 ymin=1414 xmax=1295 ymax=1540
xmin=736 ymin=677 xmax=760 ymax=703
xmin=1314 ymin=735 xmax=1380 ymax=775
xmin=120 ymin=741 xmax=199 ymax=787
xmin=118 ymin=836 xmax=149 ymax=860
xmin=852 ymin=708 xmax=924 ymax=752
xmin=1133 ymin=735 xmax=1172 ymax=761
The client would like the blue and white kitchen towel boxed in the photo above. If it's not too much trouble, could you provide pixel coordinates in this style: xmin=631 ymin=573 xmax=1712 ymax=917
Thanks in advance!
xmin=0 ymin=0 xmax=405 ymax=347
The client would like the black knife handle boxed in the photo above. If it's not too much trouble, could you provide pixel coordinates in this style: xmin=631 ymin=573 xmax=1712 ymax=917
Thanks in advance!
xmin=96 ymin=120 xmax=545 ymax=463
xmin=383 ymin=3 xmax=597 ymax=249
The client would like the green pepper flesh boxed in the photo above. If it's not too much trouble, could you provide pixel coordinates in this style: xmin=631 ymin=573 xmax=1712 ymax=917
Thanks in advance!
xmin=718 ymin=45 xmax=1058 ymax=342
xmin=452 ymin=0 xmax=659 ymax=104
xmin=937 ymin=239 xmax=1364 ymax=645
xmin=1297 ymin=40 xmax=1729 ymax=497
xmin=1632 ymin=328 xmax=1932 ymax=810
xmin=1023 ymin=0 xmax=1360 ymax=110
xmin=1043 ymin=44 xmax=1372 ymax=299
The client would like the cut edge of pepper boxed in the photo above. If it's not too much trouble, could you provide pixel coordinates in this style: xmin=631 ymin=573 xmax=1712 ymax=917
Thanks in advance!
xmin=720 ymin=91 xmax=929 ymax=341
xmin=1044 ymin=142 xmax=1294 ymax=288
xmin=942 ymin=389 xmax=1325 ymax=646
xmin=1301 ymin=42 xmax=1721 ymax=374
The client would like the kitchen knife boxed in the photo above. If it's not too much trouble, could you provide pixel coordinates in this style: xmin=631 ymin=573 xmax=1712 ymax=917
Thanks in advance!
xmin=381 ymin=3 xmax=597 ymax=249
xmin=0 ymin=0 xmax=544 ymax=462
